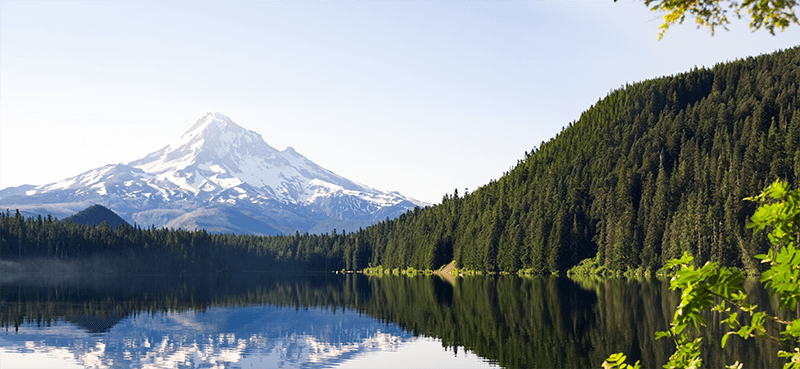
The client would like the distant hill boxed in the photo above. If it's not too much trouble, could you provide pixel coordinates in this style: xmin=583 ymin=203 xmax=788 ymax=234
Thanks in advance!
xmin=65 ymin=205 xmax=129 ymax=229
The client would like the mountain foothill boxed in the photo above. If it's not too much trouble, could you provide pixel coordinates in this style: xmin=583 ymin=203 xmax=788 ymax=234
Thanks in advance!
xmin=2 ymin=46 xmax=799 ymax=274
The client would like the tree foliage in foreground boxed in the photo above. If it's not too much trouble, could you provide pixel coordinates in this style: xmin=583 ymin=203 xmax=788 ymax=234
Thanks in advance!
xmin=644 ymin=0 xmax=799 ymax=39
xmin=606 ymin=179 xmax=800 ymax=369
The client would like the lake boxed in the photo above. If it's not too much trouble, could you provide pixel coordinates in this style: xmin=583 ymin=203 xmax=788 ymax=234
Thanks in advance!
xmin=0 ymin=272 xmax=790 ymax=368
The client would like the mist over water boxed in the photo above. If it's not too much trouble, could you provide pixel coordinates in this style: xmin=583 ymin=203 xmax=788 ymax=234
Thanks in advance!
xmin=0 ymin=256 xmax=123 ymax=285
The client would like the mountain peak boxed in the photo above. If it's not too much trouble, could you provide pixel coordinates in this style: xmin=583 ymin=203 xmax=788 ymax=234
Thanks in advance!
xmin=180 ymin=112 xmax=242 ymax=142
xmin=129 ymin=112 xmax=263 ymax=175
xmin=171 ymin=112 xmax=256 ymax=155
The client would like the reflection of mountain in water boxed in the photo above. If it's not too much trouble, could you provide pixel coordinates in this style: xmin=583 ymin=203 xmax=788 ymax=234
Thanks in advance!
xmin=0 ymin=274 xmax=496 ymax=369
xmin=0 ymin=273 xmax=788 ymax=368
xmin=2 ymin=306 xmax=416 ymax=369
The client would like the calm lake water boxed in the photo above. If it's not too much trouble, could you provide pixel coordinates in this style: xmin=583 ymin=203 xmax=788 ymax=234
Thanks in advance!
xmin=0 ymin=273 xmax=791 ymax=368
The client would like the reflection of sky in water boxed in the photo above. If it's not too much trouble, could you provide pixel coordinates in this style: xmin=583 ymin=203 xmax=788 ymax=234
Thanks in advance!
xmin=0 ymin=306 xmax=497 ymax=369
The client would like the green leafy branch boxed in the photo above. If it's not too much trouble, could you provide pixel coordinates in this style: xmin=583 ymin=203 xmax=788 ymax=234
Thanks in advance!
xmin=602 ymin=353 xmax=641 ymax=369
xmin=642 ymin=0 xmax=798 ymax=39
xmin=605 ymin=179 xmax=800 ymax=369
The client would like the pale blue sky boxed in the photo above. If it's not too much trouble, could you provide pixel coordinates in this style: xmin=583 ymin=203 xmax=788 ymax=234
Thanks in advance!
xmin=1 ymin=1 xmax=798 ymax=204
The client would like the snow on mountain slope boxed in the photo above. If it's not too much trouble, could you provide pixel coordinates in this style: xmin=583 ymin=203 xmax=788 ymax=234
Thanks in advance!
xmin=0 ymin=112 xmax=427 ymax=234
xmin=126 ymin=112 xmax=414 ymax=208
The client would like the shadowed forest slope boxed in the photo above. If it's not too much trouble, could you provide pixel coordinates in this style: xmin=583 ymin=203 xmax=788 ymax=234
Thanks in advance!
xmin=359 ymin=46 xmax=800 ymax=273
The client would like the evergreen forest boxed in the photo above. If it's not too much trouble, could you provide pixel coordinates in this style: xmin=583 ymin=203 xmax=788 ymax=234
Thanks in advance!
xmin=2 ymin=46 xmax=799 ymax=273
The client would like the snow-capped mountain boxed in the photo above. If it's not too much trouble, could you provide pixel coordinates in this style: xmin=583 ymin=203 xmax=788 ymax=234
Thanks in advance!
xmin=0 ymin=112 xmax=426 ymax=235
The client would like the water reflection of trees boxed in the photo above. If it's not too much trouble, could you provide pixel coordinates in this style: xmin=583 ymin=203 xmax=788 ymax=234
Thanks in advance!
xmin=0 ymin=274 xmax=788 ymax=368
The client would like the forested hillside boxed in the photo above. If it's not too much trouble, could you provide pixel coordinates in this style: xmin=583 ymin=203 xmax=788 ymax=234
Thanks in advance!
xmin=2 ymin=46 xmax=799 ymax=273
xmin=64 ymin=204 xmax=129 ymax=229
xmin=370 ymin=46 xmax=800 ymax=273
